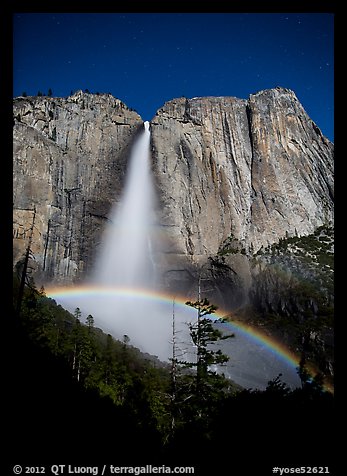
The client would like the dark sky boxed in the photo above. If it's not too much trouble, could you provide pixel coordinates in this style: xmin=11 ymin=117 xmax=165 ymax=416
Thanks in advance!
xmin=13 ymin=13 xmax=334 ymax=141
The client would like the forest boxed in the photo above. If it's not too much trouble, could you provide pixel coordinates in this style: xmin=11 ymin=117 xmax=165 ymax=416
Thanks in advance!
xmin=5 ymin=270 xmax=335 ymax=474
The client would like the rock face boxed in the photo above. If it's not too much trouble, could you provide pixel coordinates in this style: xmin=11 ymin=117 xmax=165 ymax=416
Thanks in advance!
xmin=13 ymin=87 xmax=334 ymax=297
xmin=13 ymin=91 xmax=143 ymax=284
xmin=13 ymin=87 xmax=334 ymax=379
xmin=150 ymin=87 xmax=333 ymax=300
xmin=151 ymin=88 xmax=333 ymax=255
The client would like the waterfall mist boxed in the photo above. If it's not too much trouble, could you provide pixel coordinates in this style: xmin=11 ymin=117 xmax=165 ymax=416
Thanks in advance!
xmin=84 ymin=121 xmax=179 ymax=359
xmin=92 ymin=121 xmax=156 ymax=289
xmin=50 ymin=121 xmax=301 ymax=390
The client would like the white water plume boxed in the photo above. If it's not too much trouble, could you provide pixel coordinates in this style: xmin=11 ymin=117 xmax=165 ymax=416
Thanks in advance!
xmin=84 ymin=121 xmax=185 ymax=361
xmin=50 ymin=121 xmax=301 ymax=390
xmin=92 ymin=121 xmax=156 ymax=289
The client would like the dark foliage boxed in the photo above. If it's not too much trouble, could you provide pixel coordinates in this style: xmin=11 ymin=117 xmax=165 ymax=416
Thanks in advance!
xmin=6 ymin=275 xmax=335 ymax=473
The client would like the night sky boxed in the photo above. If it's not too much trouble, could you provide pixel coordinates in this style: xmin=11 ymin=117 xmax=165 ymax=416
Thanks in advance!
xmin=13 ymin=13 xmax=334 ymax=141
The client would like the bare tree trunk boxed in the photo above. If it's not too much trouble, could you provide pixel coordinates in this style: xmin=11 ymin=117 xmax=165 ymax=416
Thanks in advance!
xmin=77 ymin=352 xmax=81 ymax=382
xmin=72 ymin=342 xmax=77 ymax=372
xmin=170 ymin=299 xmax=177 ymax=433
xmin=16 ymin=207 xmax=36 ymax=318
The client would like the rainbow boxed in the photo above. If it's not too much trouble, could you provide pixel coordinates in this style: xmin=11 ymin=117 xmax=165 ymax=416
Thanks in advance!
xmin=44 ymin=284 xmax=333 ymax=394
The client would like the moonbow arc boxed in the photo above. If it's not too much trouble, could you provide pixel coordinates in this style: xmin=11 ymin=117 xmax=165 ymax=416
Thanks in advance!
xmin=43 ymin=284 xmax=333 ymax=394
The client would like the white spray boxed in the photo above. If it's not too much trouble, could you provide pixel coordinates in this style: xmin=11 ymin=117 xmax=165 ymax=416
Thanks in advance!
xmin=51 ymin=121 xmax=301 ymax=389
xmin=84 ymin=121 xmax=184 ymax=360
xmin=93 ymin=121 xmax=156 ymax=289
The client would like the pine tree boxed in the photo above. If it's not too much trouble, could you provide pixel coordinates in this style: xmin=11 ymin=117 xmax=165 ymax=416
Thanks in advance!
xmin=123 ymin=334 xmax=130 ymax=346
xmin=182 ymin=298 xmax=234 ymax=425
xmin=74 ymin=307 xmax=81 ymax=321
xmin=86 ymin=314 xmax=94 ymax=333
xmin=186 ymin=299 xmax=233 ymax=391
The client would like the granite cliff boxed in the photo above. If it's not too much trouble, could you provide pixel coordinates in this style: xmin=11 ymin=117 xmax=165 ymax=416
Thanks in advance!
xmin=150 ymin=88 xmax=333 ymax=302
xmin=13 ymin=88 xmax=334 ymax=295
xmin=13 ymin=91 xmax=143 ymax=283
xmin=13 ymin=87 xmax=334 ymax=379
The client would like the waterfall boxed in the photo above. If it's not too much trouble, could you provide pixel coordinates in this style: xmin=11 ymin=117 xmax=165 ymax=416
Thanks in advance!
xmin=47 ymin=121 xmax=301 ymax=389
xmin=83 ymin=121 xmax=180 ymax=360
xmin=92 ymin=121 xmax=156 ymax=289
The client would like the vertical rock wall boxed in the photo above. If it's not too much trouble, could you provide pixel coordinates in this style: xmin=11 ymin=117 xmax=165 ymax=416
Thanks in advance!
xmin=149 ymin=88 xmax=333 ymax=299
xmin=13 ymin=91 xmax=143 ymax=284
xmin=13 ymin=88 xmax=333 ymax=297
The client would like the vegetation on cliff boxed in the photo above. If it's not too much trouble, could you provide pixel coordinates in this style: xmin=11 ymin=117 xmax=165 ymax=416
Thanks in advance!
xmin=222 ymin=226 xmax=334 ymax=385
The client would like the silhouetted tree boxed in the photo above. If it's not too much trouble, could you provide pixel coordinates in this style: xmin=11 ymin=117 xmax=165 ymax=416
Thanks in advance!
xmin=74 ymin=307 xmax=81 ymax=321
xmin=179 ymin=298 xmax=234 ymax=428
xmin=86 ymin=314 xmax=94 ymax=333
xmin=16 ymin=207 xmax=36 ymax=319
xmin=185 ymin=298 xmax=233 ymax=391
